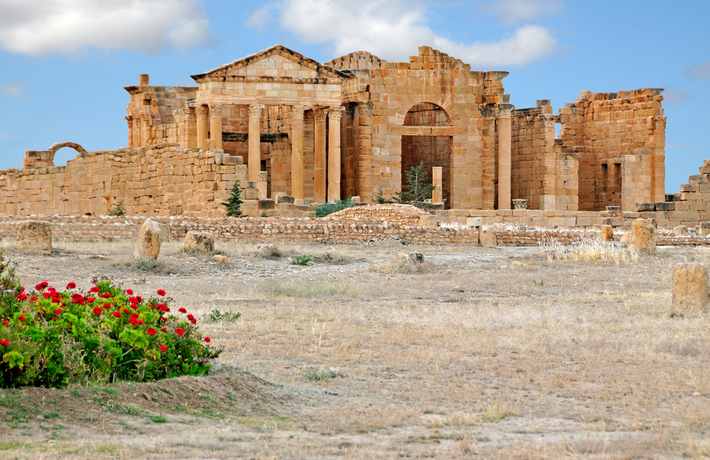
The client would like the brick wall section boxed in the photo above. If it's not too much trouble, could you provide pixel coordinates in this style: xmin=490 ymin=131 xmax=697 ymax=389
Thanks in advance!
xmin=4 ymin=144 xmax=247 ymax=217
xmin=0 ymin=215 xmax=706 ymax=246
xmin=558 ymin=89 xmax=665 ymax=211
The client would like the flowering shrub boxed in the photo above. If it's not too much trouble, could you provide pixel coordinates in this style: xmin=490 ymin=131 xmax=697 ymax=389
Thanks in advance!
xmin=0 ymin=256 xmax=220 ymax=388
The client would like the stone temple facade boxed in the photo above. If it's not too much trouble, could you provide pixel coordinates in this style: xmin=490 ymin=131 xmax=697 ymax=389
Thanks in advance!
xmin=5 ymin=45 xmax=666 ymax=217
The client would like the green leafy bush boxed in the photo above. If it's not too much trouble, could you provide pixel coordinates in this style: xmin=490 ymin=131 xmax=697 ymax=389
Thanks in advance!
xmin=0 ymin=255 xmax=219 ymax=388
xmin=108 ymin=200 xmax=126 ymax=217
xmin=312 ymin=198 xmax=356 ymax=218
xmin=291 ymin=254 xmax=313 ymax=266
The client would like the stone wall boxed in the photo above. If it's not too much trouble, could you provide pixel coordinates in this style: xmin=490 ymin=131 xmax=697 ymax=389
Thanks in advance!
xmin=5 ymin=144 xmax=247 ymax=217
xmin=558 ymin=89 xmax=665 ymax=211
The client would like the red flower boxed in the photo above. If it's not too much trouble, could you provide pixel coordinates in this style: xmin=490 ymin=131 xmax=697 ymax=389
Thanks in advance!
xmin=93 ymin=307 xmax=103 ymax=315
xmin=175 ymin=328 xmax=184 ymax=336
xmin=16 ymin=293 xmax=27 ymax=301
xmin=178 ymin=308 xmax=187 ymax=314
xmin=129 ymin=318 xmax=138 ymax=325
xmin=89 ymin=286 xmax=100 ymax=293
xmin=162 ymin=316 xmax=168 ymax=322
xmin=204 ymin=337 xmax=211 ymax=343
xmin=51 ymin=298 xmax=60 ymax=304
xmin=42 ymin=292 xmax=51 ymax=298
xmin=113 ymin=311 xmax=121 ymax=318
xmin=147 ymin=328 xmax=156 ymax=336
xmin=159 ymin=345 xmax=167 ymax=352
xmin=53 ymin=317 xmax=57 ymax=321
xmin=18 ymin=315 xmax=25 ymax=322
xmin=66 ymin=282 xmax=76 ymax=289
xmin=29 ymin=296 xmax=38 ymax=302
xmin=126 ymin=289 xmax=133 ymax=295
xmin=0 ymin=339 xmax=8 ymax=347
xmin=130 ymin=313 xmax=138 ymax=319
xmin=35 ymin=283 xmax=45 ymax=291
xmin=161 ymin=328 xmax=167 ymax=332
xmin=136 ymin=296 xmax=142 ymax=303
xmin=123 ymin=308 xmax=130 ymax=314
xmin=102 ymin=292 xmax=111 ymax=298
xmin=187 ymin=314 xmax=195 ymax=320
xmin=87 ymin=297 xmax=96 ymax=303
xmin=1 ymin=320 xmax=8 ymax=326
xmin=157 ymin=289 xmax=166 ymax=296
xmin=54 ymin=308 xmax=62 ymax=314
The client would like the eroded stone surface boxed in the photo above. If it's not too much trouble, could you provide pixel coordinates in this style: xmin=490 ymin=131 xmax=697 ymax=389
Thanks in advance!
xmin=134 ymin=219 xmax=161 ymax=260
xmin=16 ymin=220 xmax=51 ymax=254
xmin=672 ymin=262 xmax=710 ymax=314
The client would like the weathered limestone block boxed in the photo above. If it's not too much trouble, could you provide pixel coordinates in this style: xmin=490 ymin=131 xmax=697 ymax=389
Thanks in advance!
xmin=16 ymin=220 xmax=52 ymax=254
xmin=674 ymin=225 xmax=689 ymax=236
xmin=630 ymin=218 xmax=655 ymax=252
xmin=601 ymin=225 xmax=613 ymax=242
xmin=700 ymin=222 xmax=710 ymax=236
xmin=479 ymin=229 xmax=498 ymax=247
xmin=212 ymin=254 xmax=229 ymax=265
xmin=183 ymin=231 xmax=214 ymax=252
xmin=672 ymin=263 xmax=710 ymax=314
xmin=418 ymin=215 xmax=439 ymax=227
xmin=134 ymin=219 xmax=161 ymax=260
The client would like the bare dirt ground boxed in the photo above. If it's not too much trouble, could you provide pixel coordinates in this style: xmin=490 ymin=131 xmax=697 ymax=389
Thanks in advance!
xmin=1 ymin=237 xmax=709 ymax=459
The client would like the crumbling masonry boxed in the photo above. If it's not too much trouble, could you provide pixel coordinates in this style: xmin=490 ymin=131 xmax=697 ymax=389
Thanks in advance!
xmin=2 ymin=45 xmax=669 ymax=219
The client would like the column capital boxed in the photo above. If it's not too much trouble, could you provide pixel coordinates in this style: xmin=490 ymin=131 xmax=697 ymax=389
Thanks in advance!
xmin=540 ymin=113 xmax=557 ymax=126
xmin=291 ymin=105 xmax=306 ymax=116
xmin=357 ymin=101 xmax=374 ymax=116
xmin=124 ymin=115 xmax=133 ymax=122
xmin=328 ymin=106 xmax=345 ymax=121
xmin=249 ymin=104 xmax=265 ymax=114
xmin=314 ymin=108 xmax=328 ymax=122
xmin=208 ymin=104 xmax=224 ymax=118
xmin=498 ymin=108 xmax=512 ymax=119
xmin=195 ymin=105 xmax=209 ymax=116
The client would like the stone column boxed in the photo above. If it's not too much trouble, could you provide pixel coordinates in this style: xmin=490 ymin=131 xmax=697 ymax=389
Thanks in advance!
xmin=328 ymin=106 xmax=344 ymax=203
xmin=432 ymin=166 xmax=443 ymax=204
xmin=196 ymin=105 xmax=209 ymax=149
xmin=258 ymin=171 xmax=268 ymax=200
xmin=140 ymin=114 xmax=150 ymax=146
xmin=497 ymin=109 xmax=512 ymax=210
xmin=291 ymin=105 xmax=306 ymax=200
xmin=541 ymin=114 xmax=557 ymax=210
xmin=209 ymin=104 xmax=223 ymax=150
xmin=131 ymin=116 xmax=141 ymax=147
xmin=125 ymin=116 xmax=134 ymax=147
xmin=314 ymin=108 xmax=328 ymax=203
xmin=248 ymin=104 xmax=264 ymax=182
xmin=357 ymin=102 xmax=374 ymax=203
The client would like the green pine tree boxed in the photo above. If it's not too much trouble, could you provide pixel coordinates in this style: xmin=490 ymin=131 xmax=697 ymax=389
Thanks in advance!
xmin=222 ymin=181 xmax=243 ymax=217
xmin=396 ymin=161 xmax=436 ymax=203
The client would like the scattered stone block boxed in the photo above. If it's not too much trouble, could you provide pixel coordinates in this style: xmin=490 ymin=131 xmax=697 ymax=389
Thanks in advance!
xmin=16 ymin=220 xmax=52 ymax=254
xmin=134 ymin=219 xmax=161 ymax=260
xmin=655 ymin=202 xmax=675 ymax=211
xmin=630 ymin=218 xmax=655 ymax=252
xmin=466 ymin=217 xmax=482 ymax=228
xmin=479 ymin=229 xmax=497 ymax=247
xmin=183 ymin=231 xmax=214 ymax=253
xmin=635 ymin=203 xmax=654 ymax=212
xmin=256 ymin=244 xmax=281 ymax=258
xmin=212 ymin=254 xmax=229 ymax=265
xmin=672 ymin=263 xmax=710 ymax=314
xmin=418 ymin=215 xmax=439 ymax=227
xmin=277 ymin=195 xmax=295 ymax=204
xmin=601 ymin=225 xmax=613 ymax=242
xmin=700 ymin=222 xmax=710 ymax=236
xmin=674 ymin=225 xmax=689 ymax=236
xmin=158 ymin=223 xmax=171 ymax=242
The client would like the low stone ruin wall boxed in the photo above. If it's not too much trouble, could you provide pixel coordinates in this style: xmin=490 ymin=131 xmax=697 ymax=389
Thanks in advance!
xmin=1 ymin=215 xmax=709 ymax=247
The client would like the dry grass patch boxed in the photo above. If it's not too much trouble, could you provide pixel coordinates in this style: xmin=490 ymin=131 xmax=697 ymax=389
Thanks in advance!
xmin=542 ymin=237 xmax=639 ymax=264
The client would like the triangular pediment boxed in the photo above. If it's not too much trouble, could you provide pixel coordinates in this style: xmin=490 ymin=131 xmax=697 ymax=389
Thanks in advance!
xmin=191 ymin=45 xmax=348 ymax=82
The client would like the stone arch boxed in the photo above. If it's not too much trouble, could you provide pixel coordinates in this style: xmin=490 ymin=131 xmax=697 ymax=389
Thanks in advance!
xmin=403 ymin=102 xmax=451 ymax=126
xmin=48 ymin=142 xmax=86 ymax=154
xmin=401 ymin=103 xmax=453 ymax=207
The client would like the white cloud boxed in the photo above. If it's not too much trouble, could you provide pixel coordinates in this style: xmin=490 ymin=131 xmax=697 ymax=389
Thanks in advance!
xmin=482 ymin=0 xmax=564 ymax=26
xmin=685 ymin=60 xmax=710 ymax=80
xmin=248 ymin=5 xmax=272 ymax=31
xmin=2 ymin=84 xmax=23 ymax=99
xmin=0 ymin=0 xmax=213 ymax=56
xmin=661 ymin=86 xmax=691 ymax=104
xmin=268 ymin=0 xmax=557 ymax=67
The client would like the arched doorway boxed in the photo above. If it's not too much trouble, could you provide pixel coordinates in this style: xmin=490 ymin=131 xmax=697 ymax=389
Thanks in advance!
xmin=401 ymin=103 xmax=452 ymax=207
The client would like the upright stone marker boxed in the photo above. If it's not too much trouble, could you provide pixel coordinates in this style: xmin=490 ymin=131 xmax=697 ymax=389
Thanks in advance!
xmin=601 ymin=225 xmax=613 ymax=242
xmin=479 ymin=229 xmax=497 ymax=247
xmin=630 ymin=218 xmax=655 ymax=252
xmin=16 ymin=220 xmax=52 ymax=254
xmin=672 ymin=263 xmax=710 ymax=314
xmin=134 ymin=219 xmax=161 ymax=260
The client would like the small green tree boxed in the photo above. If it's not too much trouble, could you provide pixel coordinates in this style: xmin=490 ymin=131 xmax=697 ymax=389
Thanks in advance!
xmin=222 ymin=181 xmax=243 ymax=217
xmin=108 ymin=199 xmax=126 ymax=216
xmin=396 ymin=161 xmax=436 ymax=203
xmin=374 ymin=188 xmax=389 ymax=204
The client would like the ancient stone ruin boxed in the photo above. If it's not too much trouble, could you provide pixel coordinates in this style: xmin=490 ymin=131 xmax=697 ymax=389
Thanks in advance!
xmin=0 ymin=43 xmax=693 ymax=229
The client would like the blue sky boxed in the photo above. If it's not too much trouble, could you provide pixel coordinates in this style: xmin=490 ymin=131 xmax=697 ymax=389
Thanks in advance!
xmin=0 ymin=0 xmax=708 ymax=192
